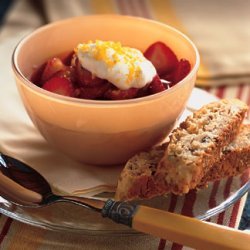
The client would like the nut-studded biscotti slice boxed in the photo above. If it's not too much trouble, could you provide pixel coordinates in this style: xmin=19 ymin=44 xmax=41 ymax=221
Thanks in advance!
xmin=156 ymin=99 xmax=248 ymax=195
xmin=115 ymin=144 xmax=167 ymax=201
xmin=198 ymin=124 xmax=250 ymax=188
xmin=115 ymin=123 xmax=249 ymax=201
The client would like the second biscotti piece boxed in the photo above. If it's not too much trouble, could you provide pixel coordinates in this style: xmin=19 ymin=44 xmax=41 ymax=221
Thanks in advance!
xmin=156 ymin=99 xmax=248 ymax=195
xmin=198 ymin=124 xmax=250 ymax=188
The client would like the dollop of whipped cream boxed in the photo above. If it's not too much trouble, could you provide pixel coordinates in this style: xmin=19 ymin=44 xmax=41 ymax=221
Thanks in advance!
xmin=76 ymin=40 xmax=156 ymax=90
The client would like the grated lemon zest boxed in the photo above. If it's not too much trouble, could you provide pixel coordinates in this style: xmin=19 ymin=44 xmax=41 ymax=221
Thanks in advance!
xmin=77 ymin=40 xmax=144 ymax=85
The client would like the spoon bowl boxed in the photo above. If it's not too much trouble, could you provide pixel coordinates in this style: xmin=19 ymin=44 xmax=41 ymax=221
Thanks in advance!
xmin=0 ymin=153 xmax=249 ymax=250
xmin=0 ymin=153 xmax=51 ymax=206
xmin=0 ymin=153 xmax=105 ymax=211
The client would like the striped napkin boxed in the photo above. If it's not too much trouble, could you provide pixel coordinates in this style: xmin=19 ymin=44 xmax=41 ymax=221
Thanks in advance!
xmin=0 ymin=1 xmax=249 ymax=250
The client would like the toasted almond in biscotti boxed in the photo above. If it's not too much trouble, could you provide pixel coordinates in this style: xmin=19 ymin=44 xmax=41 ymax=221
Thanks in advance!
xmin=156 ymin=99 xmax=248 ymax=195
xmin=198 ymin=124 xmax=250 ymax=188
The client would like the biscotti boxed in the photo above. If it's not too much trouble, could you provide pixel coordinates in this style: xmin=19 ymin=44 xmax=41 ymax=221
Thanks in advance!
xmin=156 ymin=99 xmax=248 ymax=195
xmin=115 ymin=99 xmax=248 ymax=201
xmin=115 ymin=124 xmax=249 ymax=201
xmin=198 ymin=124 xmax=250 ymax=187
xmin=115 ymin=144 xmax=167 ymax=201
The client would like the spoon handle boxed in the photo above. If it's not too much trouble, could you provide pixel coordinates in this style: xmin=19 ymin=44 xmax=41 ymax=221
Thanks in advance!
xmin=102 ymin=200 xmax=249 ymax=250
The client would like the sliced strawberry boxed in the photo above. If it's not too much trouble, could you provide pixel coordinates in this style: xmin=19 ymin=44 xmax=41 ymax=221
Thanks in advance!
xmin=41 ymin=57 xmax=66 ymax=83
xmin=161 ymin=70 xmax=176 ymax=87
xmin=162 ymin=59 xmax=191 ymax=86
xmin=75 ymin=59 xmax=104 ymax=87
xmin=42 ymin=77 xmax=74 ymax=97
xmin=148 ymin=75 xmax=166 ymax=94
xmin=137 ymin=85 xmax=150 ymax=98
xmin=144 ymin=41 xmax=178 ymax=76
xmin=53 ymin=66 xmax=76 ymax=83
xmin=172 ymin=59 xmax=191 ymax=84
xmin=59 ymin=50 xmax=75 ymax=66
xmin=104 ymin=87 xmax=139 ymax=100
xmin=75 ymin=82 xmax=111 ymax=100
xmin=30 ymin=62 xmax=46 ymax=86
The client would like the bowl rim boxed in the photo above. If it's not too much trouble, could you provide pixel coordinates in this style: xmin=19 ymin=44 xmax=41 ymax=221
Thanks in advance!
xmin=12 ymin=14 xmax=200 ymax=106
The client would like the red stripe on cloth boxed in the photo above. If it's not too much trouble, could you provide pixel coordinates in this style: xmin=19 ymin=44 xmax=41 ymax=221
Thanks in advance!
xmin=158 ymin=239 xmax=167 ymax=250
xmin=247 ymin=85 xmax=250 ymax=118
xmin=0 ymin=217 xmax=13 ymax=244
xmin=229 ymin=170 xmax=250 ymax=228
xmin=116 ymin=0 xmax=130 ymax=15
xmin=208 ymin=180 xmax=220 ymax=209
xmin=215 ymin=85 xmax=226 ymax=99
xmin=157 ymin=195 xmax=179 ymax=250
xmin=180 ymin=190 xmax=197 ymax=217
xmin=217 ymin=177 xmax=233 ymax=225
xmin=171 ymin=190 xmax=197 ymax=250
xmin=207 ymin=180 xmax=221 ymax=222
xmin=247 ymin=85 xmax=250 ymax=104
xmin=117 ymin=0 xmax=137 ymax=16
xmin=204 ymin=87 xmax=211 ymax=92
xmin=236 ymin=84 xmax=244 ymax=98
xmin=217 ymin=209 xmax=225 ymax=225
xmin=229 ymin=199 xmax=241 ymax=228
xmin=137 ymin=0 xmax=152 ymax=18
xmin=171 ymin=243 xmax=183 ymax=250
xmin=129 ymin=0 xmax=143 ymax=17
xmin=169 ymin=194 xmax=178 ymax=212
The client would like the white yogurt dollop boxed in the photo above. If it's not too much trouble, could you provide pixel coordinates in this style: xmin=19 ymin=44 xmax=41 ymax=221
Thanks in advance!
xmin=76 ymin=40 xmax=156 ymax=90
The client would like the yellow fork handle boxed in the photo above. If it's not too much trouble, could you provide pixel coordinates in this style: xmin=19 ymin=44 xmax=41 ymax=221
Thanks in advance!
xmin=132 ymin=206 xmax=250 ymax=250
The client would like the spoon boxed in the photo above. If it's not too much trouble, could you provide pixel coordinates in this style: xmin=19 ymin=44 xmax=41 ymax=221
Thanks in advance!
xmin=0 ymin=153 xmax=249 ymax=249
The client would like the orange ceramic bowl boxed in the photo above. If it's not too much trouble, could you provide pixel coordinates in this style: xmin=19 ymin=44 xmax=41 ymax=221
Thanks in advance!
xmin=12 ymin=15 xmax=199 ymax=165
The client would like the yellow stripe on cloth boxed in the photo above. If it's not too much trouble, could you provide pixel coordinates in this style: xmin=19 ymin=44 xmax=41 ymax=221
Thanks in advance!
xmin=89 ymin=0 xmax=117 ymax=14
xmin=148 ymin=0 xmax=210 ymax=86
